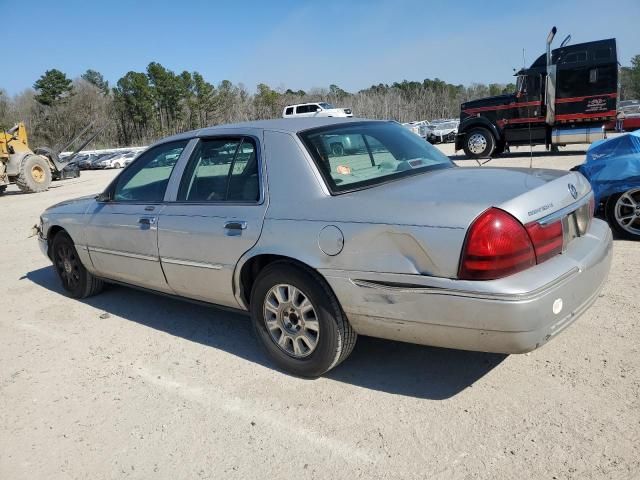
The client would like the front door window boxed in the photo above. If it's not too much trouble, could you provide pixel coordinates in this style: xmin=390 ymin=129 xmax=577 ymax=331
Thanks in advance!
xmin=112 ymin=140 xmax=188 ymax=202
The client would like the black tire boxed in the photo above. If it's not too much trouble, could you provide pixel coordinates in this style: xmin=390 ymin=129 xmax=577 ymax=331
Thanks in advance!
xmin=250 ymin=262 xmax=357 ymax=377
xmin=114 ymin=162 xmax=121 ymax=169
xmin=0 ymin=185 xmax=6 ymax=195
xmin=16 ymin=154 xmax=52 ymax=193
xmin=51 ymin=232 xmax=104 ymax=298
xmin=462 ymin=127 xmax=495 ymax=159
xmin=493 ymin=141 xmax=506 ymax=157
xmin=605 ymin=190 xmax=640 ymax=240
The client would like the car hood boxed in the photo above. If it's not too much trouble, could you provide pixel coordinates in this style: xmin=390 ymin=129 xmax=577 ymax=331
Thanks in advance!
xmin=44 ymin=194 xmax=97 ymax=214
xmin=330 ymin=166 xmax=589 ymax=228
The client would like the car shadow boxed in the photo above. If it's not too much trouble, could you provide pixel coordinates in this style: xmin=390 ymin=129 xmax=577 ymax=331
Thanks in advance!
xmin=25 ymin=266 xmax=506 ymax=400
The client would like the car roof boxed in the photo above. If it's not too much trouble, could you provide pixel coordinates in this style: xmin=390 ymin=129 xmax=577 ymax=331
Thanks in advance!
xmin=286 ymin=102 xmax=321 ymax=108
xmin=153 ymin=118 xmax=384 ymax=146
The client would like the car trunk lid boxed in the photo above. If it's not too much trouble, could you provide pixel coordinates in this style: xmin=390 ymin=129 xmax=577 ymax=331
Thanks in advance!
xmin=335 ymin=166 xmax=591 ymax=229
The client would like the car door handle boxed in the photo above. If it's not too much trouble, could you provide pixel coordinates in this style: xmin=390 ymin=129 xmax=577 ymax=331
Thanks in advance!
xmin=224 ymin=221 xmax=247 ymax=230
xmin=138 ymin=216 xmax=157 ymax=226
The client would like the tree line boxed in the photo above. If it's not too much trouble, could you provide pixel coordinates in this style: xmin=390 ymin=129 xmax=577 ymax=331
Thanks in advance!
xmin=1 ymin=55 xmax=639 ymax=151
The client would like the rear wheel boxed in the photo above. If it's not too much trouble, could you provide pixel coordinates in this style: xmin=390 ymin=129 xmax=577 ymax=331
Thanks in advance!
xmin=250 ymin=262 xmax=357 ymax=377
xmin=114 ymin=162 xmax=121 ymax=169
xmin=51 ymin=232 xmax=104 ymax=298
xmin=16 ymin=154 xmax=52 ymax=193
xmin=463 ymin=127 xmax=495 ymax=159
xmin=605 ymin=188 xmax=640 ymax=240
xmin=0 ymin=185 xmax=6 ymax=195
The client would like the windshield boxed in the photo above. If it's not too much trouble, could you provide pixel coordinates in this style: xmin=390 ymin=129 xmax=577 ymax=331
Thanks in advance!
xmin=318 ymin=102 xmax=335 ymax=109
xmin=299 ymin=121 xmax=453 ymax=193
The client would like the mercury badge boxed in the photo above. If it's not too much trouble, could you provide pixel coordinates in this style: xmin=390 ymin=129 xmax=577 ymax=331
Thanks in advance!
xmin=568 ymin=183 xmax=578 ymax=200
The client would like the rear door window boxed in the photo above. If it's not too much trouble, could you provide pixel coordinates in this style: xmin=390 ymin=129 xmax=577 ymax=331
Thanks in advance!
xmin=177 ymin=138 xmax=259 ymax=202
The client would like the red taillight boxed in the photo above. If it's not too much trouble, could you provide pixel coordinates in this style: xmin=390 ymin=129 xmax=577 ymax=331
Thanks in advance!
xmin=459 ymin=208 xmax=536 ymax=280
xmin=525 ymin=220 xmax=563 ymax=263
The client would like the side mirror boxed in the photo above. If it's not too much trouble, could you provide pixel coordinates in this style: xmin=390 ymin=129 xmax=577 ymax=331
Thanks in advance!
xmin=96 ymin=191 xmax=111 ymax=202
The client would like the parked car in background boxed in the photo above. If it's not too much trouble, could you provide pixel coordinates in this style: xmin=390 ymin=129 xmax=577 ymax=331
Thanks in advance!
xmin=283 ymin=102 xmax=352 ymax=118
xmin=618 ymin=107 xmax=640 ymax=132
xmin=401 ymin=120 xmax=430 ymax=137
xmin=36 ymin=118 xmax=611 ymax=377
xmin=53 ymin=159 xmax=80 ymax=180
xmin=123 ymin=151 xmax=140 ymax=167
xmin=91 ymin=153 xmax=119 ymax=169
xmin=93 ymin=151 xmax=133 ymax=169
xmin=426 ymin=120 xmax=459 ymax=144
xmin=77 ymin=154 xmax=101 ymax=170
xmin=575 ymin=130 xmax=640 ymax=239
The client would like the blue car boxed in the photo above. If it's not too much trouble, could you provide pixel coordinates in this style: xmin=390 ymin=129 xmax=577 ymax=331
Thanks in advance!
xmin=577 ymin=130 xmax=640 ymax=240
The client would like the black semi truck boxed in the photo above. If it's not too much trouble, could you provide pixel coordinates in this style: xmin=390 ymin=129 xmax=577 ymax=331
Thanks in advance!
xmin=455 ymin=27 xmax=618 ymax=159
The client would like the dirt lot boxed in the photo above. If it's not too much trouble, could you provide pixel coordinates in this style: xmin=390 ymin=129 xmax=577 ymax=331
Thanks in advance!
xmin=1 ymin=144 xmax=638 ymax=480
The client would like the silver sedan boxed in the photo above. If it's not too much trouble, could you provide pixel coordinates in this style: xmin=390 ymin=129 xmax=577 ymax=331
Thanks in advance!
xmin=36 ymin=118 xmax=612 ymax=377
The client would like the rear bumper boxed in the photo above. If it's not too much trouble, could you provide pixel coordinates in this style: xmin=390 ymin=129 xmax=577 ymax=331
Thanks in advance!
xmin=321 ymin=219 xmax=612 ymax=354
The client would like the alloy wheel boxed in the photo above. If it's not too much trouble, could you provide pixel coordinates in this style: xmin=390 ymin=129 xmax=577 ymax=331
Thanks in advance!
xmin=55 ymin=243 xmax=81 ymax=290
xmin=614 ymin=188 xmax=640 ymax=236
xmin=263 ymin=284 xmax=320 ymax=358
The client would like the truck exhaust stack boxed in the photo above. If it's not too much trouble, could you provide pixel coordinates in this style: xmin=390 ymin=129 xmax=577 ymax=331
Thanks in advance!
xmin=545 ymin=26 xmax=558 ymax=125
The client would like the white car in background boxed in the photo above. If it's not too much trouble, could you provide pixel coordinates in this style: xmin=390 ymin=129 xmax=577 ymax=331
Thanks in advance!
xmin=93 ymin=151 xmax=134 ymax=169
xmin=426 ymin=120 xmax=460 ymax=144
xmin=402 ymin=120 xmax=430 ymax=138
xmin=122 ymin=151 xmax=140 ymax=167
xmin=283 ymin=102 xmax=353 ymax=118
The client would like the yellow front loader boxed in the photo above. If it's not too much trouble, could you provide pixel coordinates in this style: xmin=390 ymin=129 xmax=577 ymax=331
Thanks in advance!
xmin=0 ymin=121 xmax=104 ymax=195
xmin=0 ymin=122 xmax=57 ymax=194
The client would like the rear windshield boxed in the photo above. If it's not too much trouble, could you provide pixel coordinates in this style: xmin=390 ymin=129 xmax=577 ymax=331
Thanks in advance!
xmin=299 ymin=121 xmax=453 ymax=193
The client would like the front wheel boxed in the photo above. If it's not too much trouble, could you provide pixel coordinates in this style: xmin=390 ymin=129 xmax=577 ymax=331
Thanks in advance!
xmin=462 ymin=127 xmax=495 ymax=159
xmin=605 ymin=188 xmax=640 ymax=240
xmin=16 ymin=154 xmax=52 ymax=193
xmin=250 ymin=262 xmax=357 ymax=377
xmin=51 ymin=232 xmax=104 ymax=298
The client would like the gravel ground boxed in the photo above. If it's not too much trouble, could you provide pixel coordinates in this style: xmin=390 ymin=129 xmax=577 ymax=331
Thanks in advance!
xmin=1 ymin=144 xmax=638 ymax=480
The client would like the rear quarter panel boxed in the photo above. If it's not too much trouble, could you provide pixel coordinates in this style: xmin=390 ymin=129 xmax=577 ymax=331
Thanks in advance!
xmin=245 ymin=130 xmax=467 ymax=278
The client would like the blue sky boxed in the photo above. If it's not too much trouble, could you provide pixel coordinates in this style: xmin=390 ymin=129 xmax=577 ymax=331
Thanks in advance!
xmin=3 ymin=0 xmax=639 ymax=95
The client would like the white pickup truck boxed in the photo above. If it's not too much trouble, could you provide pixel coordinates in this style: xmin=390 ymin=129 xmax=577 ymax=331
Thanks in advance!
xmin=283 ymin=102 xmax=353 ymax=118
